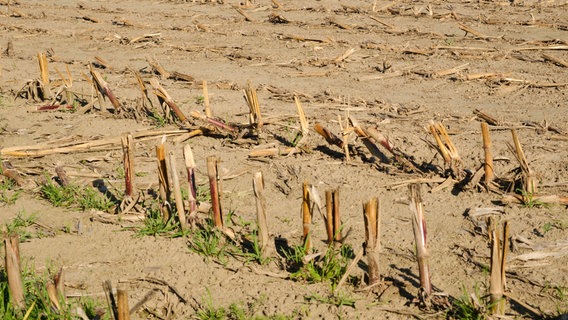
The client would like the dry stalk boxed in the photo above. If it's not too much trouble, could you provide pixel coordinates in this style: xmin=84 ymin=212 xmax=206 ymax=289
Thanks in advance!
xmin=189 ymin=110 xmax=238 ymax=135
xmin=253 ymin=171 xmax=273 ymax=259
xmin=103 ymin=280 xmax=119 ymax=320
xmin=90 ymin=65 xmax=121 ymax=112
xmin=3 ymin=232 xmax=24 ymax=310
xmin=488 ymin=218 xmax=508 ymax=316
xmin=325 ymin=190 xmax=334 ymax=244
xmin=121 ymin=134 xmax=136 ymax=198
xmin=156 ymin=142 xmax=171 ymax=222
xmin=203 ymin=80 xmax=211 ymax=118
xmin=38 ymin=52 xmax=51 ymax=100
xmin=207 ymin=156 xmax=223 ymax=228
xmin=169 ymin=150 xmax=187 ymax=230
xmin=481 ymin=123 xmax=495 ymax=191
xmin=183 ymin=144 xmax=198 ymax=223
xmin=324 ymin=189 xmax=342 ymax=244
xmin=429 ymin=122 xmax=463 ymax=179
xmin=249 ymin=146 xmax=298 ymax=158
xmin=243 ymin=81 xmax=263 ymax=133
xmin=511 ymin=129 xmax=537 ymax=195
xmin=302 ymin=181 xmax=312 ymax=251
xmin=149 ymin=78 xmax=189 ymax=126
xmin=363 ymin=197 xmax=381 ymax=285
xmin=474 ymin=109 xmax=502 ymax=126
xmin=46 ymin=280 xmax=61 ymax=312
xmin=146 ymin=56 xmax=170 ymax=79
xmin=314 ymin=122 xmax=344 ymax=149
xmin=117 ymin=286 xmax=131 ymax=320
xmin=55 ymin=165 xmax=70 ymax=187
xmin=133 ymin=70 xmax=154 ymax=110
xmin=408 ymin=184 xmax=432 ymax=301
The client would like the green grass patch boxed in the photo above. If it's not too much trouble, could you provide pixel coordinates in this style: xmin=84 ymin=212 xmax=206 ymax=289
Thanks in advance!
xmin=40 ymin=178 xmax=114 ymax=211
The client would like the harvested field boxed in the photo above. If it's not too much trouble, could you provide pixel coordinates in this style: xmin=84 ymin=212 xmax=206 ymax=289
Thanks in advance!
xmin=1 ymin=0 xmax=568 ymax=318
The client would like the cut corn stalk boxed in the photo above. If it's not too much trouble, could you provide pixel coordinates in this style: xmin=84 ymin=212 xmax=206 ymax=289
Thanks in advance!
xmin=156 ymin=141 xmax=171 ymax=222
xmin=90 ymin=65 xmax=121 ymax=112
xmin=429 ymin=122 xmax=463 ymax=179
xmin=183 ymin=144 xmax=198 ymax=222
xmin=207 ymin=156 xmax=223 ymax=228
xmin=408 ymin=184 xmax=432 ymax=302
xmin=253 ymin=171 xmax=272 ymax=259
xmin=314 ymin=122 xmax=344 ymax=149
xmin=302 ymin=181 xmax=312 ymax=251
xmin=488 ymin=218 xmax=508 ymax=316
xmin=363 ymin=197 xmax=381 ymax=285
xmin=510 ymin=129 xmax=537 ymax=196
xmin=150 ymin=78 xmax=189 ymax=126
xmin=481 ymin=122 xmax=495 ymax=191
xmin=243 ymin=80 xmax=263 ymax=131
xmin=203 ymin=80 xmax=211 ymax=118
xmin=169 ymin=150 xmax=187 ymax=230
xmin=3 ymin=232 xmax=24 ymax=310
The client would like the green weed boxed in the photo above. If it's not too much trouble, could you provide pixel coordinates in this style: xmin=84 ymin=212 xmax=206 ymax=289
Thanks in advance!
xmin=5 ymin=211 xmax=37 ymax=242
xmin=0 ymin=177 xmax=21 ymax=206
xmin=40 ymin=178 xmax=114 ymax=211
xmin=196 ymin=292 xmax=297 ymax=320
xmin=447 ymin=285 xmax=486 ymax=320
xmin=136 ymin=207 xmax=179 ymax=237
xmin=188 ymin=219 xmax=229 ymax=264
xmin=289 ymin=245 xmax=351 ymax=289
xmin=0 ymin=266 xmax=109 ymax=319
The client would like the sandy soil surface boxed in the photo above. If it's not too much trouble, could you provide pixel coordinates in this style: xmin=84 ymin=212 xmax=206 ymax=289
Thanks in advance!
xmin=1 ymin=0 xmax=568 ymax=319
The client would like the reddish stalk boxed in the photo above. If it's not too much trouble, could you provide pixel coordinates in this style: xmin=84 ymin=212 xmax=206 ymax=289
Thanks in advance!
xmin=302 ymin=181 xmax=312 ymax=250
xmin=207 ymin=156 xmax=223 ymax=228
xmin=121 ymin=134 xmax=136 ymax=198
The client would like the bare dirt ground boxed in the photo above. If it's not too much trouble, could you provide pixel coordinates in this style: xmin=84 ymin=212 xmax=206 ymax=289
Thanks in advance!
xmin=1 ymin=0 xmax=568 ymax=319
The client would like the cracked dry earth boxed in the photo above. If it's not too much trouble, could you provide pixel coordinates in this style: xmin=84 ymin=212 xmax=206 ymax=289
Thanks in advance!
xmin=1 ymin=0 xmax=568 ymax=319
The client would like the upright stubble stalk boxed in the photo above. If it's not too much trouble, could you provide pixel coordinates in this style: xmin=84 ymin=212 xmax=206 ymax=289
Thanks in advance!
xmin=4 ymin=233 xmax=24 ymax=310
xmin=253 ymin=171 xmax=271 ymax=259
xmin=364 ymin=197 xmax=381 ymax=285
xmin=408 ymin=184 xmax=432 ymax=298
xmin=302 ymin=181 xmax=312 ymax=250
xmin=207 ymin=156 xmax=223 ymax=228
xmin=183 ymin=144 xmax=198 ymax=218
xmin=121 ymin=134 xmax=136 ymax=198
xmin=156 ymin=142 xmax=171 ymax=222
xmin=481 ymin=122 xmax=494 ymax=188
xmin=489 ymin=218 xmax=507 ymax=316
xmin=169 ymin=151 xmax=187 ymax=230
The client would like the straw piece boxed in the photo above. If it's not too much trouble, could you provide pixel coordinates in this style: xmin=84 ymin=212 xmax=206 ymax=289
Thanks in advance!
xmin=542 ymin=53 xmax=568 ymax=68
xmin=429 ymin=122 xmax=463 ymax=179
xmin=207 ymin=156 xmax=223 ymax=228
xmin=332 ymin=189 xmax=341 ymax=242
xmin=249 ymin=147 xmax=299 ymax=158
xmin=325 ymin=190 xmax=334 ymax=243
